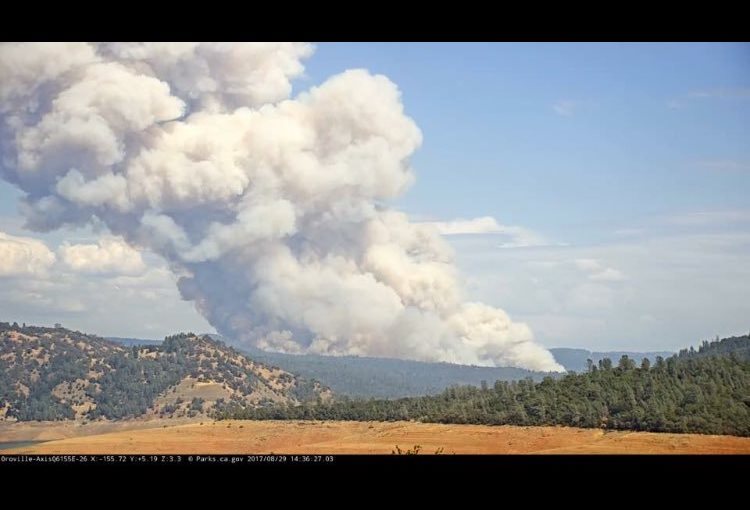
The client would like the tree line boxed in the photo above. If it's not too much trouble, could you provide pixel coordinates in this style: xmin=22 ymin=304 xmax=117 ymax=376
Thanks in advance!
xmin=217 ymin=335 xmax=750 ymax=437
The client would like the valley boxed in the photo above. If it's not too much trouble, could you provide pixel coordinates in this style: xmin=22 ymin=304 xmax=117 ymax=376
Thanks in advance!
xmin=3 ymin=321 xmax=749 ymax=453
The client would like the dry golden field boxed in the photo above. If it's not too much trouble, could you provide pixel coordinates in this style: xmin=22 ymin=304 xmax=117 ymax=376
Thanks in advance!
xmin=3 ymin=420 xmax=750 ymax=454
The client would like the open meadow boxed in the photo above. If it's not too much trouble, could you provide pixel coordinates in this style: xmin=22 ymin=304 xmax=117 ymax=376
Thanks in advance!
xmin=3 ymin=420 xmax=750 ymax=454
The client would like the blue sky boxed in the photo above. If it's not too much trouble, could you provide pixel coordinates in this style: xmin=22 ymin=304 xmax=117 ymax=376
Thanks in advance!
xmin=300 ymin=43 xmax=750 ymax=241
xmin=1 ymin=42 xmax=748 ymax=352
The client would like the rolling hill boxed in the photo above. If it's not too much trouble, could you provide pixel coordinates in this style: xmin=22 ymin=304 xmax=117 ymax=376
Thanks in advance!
xmin=103 ymin=334 xmax=676 ymax=399
xmin=239 ymin=346 xmax=553 ymax=398
xmin=0 ymin=322 xmax=330 ymax=422
xmin=226 ymin=334 xmax=750 ymax=437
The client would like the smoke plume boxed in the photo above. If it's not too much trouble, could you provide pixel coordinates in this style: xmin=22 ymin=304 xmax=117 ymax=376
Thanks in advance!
xmin=0 ymin=42 xmax=563 ymax=371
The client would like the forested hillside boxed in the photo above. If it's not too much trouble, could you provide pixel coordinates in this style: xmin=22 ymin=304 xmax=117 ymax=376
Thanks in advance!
xmin=221 ymin=335 xmax=750 ymax=437
xmin=111 ymin=335 xmax=675 ymax=399
xmin=241 ymin=346 xmax=551 ymax=398
xmin=0 ymin=322 xmax=330 ymax=422
xmin=240 ymin=339 xmax=674 ymax=398
xmin=549 ymin=348 xmax=674 ymax=373
xmin=106 ymin=337 xmax=162 ymax=347
xmin=678 ymin=334 xmax=750 ymax=361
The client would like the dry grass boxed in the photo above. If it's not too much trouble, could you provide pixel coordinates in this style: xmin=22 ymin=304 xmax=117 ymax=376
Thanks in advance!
xmin=3 ymin=420 xmax=750 ymax=454
xmin=0 ymin=417 xmax=201 ymax=442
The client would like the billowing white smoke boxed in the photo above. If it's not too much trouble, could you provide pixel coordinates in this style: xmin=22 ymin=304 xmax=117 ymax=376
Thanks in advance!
xmin=0 ymin=42 xmax=563 ymax=371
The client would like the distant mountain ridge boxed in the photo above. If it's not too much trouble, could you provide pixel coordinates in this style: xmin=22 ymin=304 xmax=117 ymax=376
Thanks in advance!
xmin=548 ymin=348 xmax=675 ymax=373
xmin=107 ymin=335 xmax=676 ymax=381
xmin=0 ymin=322 xmax=330 ymax=422
xmin=107 ymin=333 xmax=677 ymax=399
xmin=195 ymin=334 xmax=674 ymax=399
xmin=240 ymin=346 xmax=551 ymax=399
xmin=106 ymin=337 xmax=162 ymax=347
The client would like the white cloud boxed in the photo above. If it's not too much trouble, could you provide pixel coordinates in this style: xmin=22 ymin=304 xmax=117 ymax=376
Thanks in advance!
xmin=0 ymin=231 xmax=56 ymax=277
xmin=574 ymin=258 xmax=627 ymax=282
xmin=589 ymin=267 xmax=627 ymax=282
xmin=574 ymin=258 xmax=601 ymax=272
xmin=58 ymin=236 xmax=146 ymax=276
xmin=427 ymin=216 xmax=503 ymax=235
xmin=496 ymin=226 xmax=551 ymax=248
xmin=424 ymin=216 xmax=550 ymax=248
xmin=566 ymin=282 xmax=617 ymax=311
xmin=0 ymin=229 xmax=212 ymax=337
xmin=448 ymin=220 xmax=750 ymax=352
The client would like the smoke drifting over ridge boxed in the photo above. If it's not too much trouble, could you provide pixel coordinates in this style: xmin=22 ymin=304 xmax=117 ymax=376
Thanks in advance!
xmin=0 ymin=42 xmax=563 ymax=371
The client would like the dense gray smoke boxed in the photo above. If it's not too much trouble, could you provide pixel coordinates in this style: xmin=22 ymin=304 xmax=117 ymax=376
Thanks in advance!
xmin=0 ymin=42 xmax=563 ymax=371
